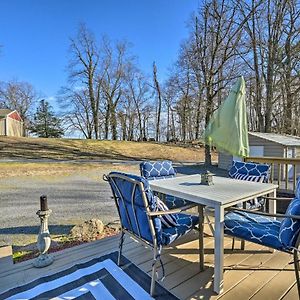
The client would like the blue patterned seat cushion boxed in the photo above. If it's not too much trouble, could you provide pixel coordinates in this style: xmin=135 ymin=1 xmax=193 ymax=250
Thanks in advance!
xmin=164 ymin=195 xmax=190 ymax=208
xmin=140 ymin=160 xmax=191 ymax=208
xmin=225 ymin=178 xmax=300 ymax=252
xmin=161 ymin=213 xmax=199 ymax=245
xmin=279 ymin=197 xmax=300 ymax=250
xmin=224 ymin=211 xmax=283 ymax=250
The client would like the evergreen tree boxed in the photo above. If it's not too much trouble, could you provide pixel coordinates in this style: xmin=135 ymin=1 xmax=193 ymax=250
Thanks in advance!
xmin=30 ymin=100 xmax=64 ymax=138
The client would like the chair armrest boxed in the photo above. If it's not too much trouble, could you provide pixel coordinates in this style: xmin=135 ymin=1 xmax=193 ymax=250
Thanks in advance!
xmin=147 ymin=204 xmax=196 ymax=217
xmin=226 ymin=207 xmax=300 ymax=220
xmin=262 ymin=196 xmax=294 ymax=201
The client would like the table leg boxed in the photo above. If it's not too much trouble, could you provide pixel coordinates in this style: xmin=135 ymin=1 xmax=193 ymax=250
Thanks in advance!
xmin=214 ymin=205 xmax=224 ymax=294
xmin=269 ymin=189 xmax=277 ymax=216
xmin=198 ymin=205 xmax=204 ymax=272
xmin=241 ymin=202 xmax=246 ymax=250
xmin=268 ymin=189 xmax=277 ymax=253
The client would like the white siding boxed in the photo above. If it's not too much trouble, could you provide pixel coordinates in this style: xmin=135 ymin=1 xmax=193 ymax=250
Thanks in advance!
xmin=218 ymin=133 xmax=300 ymax=175
xmin=0 ymin=119 xmax=5 ymax=135
xmin=6 ymin=117 xmax=23 ymax=137
xmin=248 ymin=134 xmax=284 ymax=157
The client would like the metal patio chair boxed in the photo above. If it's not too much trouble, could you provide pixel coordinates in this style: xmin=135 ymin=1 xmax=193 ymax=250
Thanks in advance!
xmin=228 ymin=160 xmax=271 ymax=249
xmin=224 ymin=177 xmax=300 ymax=297
xmin=140 ymin=160 xmax=215 ymax=236
xmin=104 ymin=171 xmax=199 ymax=296
xmin=229 ymin=160 xmax=271 ymax=209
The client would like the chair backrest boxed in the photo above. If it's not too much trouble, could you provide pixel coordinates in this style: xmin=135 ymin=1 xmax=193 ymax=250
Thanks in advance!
xmin=296 ymin=177 xmax=300 ymax=199
xmin=106 ymin=171 xmax=162 ymax=246
xmin=228 ymin=160 xmax=270 ymax=183
xmin=279 ymin=177 xmax=300 ymax=250
xmin=140 ymin=160 xmax=176 ymax=180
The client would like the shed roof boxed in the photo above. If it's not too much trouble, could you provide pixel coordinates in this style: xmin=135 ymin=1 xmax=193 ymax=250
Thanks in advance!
xmin=249 ymin=132 xmax=300 ymax=147
xmin=0 ymin=109 xmax=13 ymax=118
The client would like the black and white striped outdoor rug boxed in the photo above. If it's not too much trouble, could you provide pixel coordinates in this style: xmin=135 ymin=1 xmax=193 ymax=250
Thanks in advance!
xmin=0 ymin=251 xmax=178 ymax=300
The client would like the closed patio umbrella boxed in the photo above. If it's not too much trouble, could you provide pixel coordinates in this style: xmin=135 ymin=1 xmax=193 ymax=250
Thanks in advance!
xmin=204 ymin=76 xmax=249 ymax=157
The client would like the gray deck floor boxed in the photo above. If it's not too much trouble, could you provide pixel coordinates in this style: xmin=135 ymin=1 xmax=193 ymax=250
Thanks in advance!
xmin=0 ymin=226 xmax=298 ymax=299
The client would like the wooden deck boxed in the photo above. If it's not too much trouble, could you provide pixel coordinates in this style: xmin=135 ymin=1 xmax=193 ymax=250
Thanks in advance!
xmin=0 ymin=229 xmax=298 ymax=299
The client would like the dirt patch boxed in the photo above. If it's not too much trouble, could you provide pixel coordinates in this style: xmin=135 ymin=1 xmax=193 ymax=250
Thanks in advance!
xmin=0 ymin=162 xmax=137 ymax=178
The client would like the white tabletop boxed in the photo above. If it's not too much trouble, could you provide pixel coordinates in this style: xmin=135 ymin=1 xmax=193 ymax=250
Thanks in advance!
xmin=149 ymin=174 xmax=278 ymax=208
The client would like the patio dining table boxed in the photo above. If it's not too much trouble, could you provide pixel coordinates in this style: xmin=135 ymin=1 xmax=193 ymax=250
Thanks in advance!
xmin=149 ymin=174 xmax=278 ymax=294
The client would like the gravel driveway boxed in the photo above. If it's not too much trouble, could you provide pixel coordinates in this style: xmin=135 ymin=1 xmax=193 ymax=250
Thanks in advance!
xmin=0 ymin=162 xmax=225 ymax=247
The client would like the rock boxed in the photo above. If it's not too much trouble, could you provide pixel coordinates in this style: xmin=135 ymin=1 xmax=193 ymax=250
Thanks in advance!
xmin=106 ymin=221 xmax=121 ymax=232
xmin=70 ymin=219 xmax=104 ymax=242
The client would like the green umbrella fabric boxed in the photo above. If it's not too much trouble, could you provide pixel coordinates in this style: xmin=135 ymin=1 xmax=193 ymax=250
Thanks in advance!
xmin=204 ymin=76 xmax=249 ymax=157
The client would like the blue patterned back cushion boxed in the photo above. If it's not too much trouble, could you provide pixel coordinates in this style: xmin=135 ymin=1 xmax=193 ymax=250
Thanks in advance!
xmin=279 ymin=197 xmax=300 ymax=250
xmin=230 ymin=173 xmax=264 ymax=182
xmin=295 ymin=177 xmax=300 ymax=199
xmin=140 ymin=160 xmax=176 ymax=179
xmin=155 ymin=196 xmax=178 ymax=228
xmin=229 ymin=161 xmax=270 ymax=183
xmin=108 ymin=172 xmax=162 ymax=245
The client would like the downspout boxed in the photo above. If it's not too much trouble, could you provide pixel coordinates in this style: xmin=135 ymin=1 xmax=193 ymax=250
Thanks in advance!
xmin=284 ymin=146 xmax=287 ymax=158
xmin=4 ymin=117 xmax=7 ymax=136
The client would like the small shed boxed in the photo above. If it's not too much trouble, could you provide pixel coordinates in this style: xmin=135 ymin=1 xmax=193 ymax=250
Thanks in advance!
xmin=218 ymin=132 xmax=300 ymax=170
xmin=0 ymin=109 xmax=24 ymax=137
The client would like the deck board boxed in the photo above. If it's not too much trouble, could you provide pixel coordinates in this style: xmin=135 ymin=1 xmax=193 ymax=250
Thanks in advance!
xmin=0 ymin=231 xmax=298 ymax=299
xmin=282 ymin=284 xmax=299 ymax=299
xmin=173 ymin=242 xmax=264 ymax=299
xmin=218 ymin=251 xmax=293 ymax=300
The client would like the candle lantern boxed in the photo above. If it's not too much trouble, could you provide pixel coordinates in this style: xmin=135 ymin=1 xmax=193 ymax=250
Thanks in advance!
xmin=201 ymin=171 xmax=214 ymax=186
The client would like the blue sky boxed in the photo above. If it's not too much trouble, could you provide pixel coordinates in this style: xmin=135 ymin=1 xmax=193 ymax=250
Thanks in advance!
xmin=0 ymin=0 xmax=198 ymax=106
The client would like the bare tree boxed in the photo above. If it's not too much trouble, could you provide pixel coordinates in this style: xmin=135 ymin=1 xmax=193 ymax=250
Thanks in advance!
xmin=59 ymin=87 xmax=94 ymax=139
xmin=101 ymin=40 xmax=129 ymax=140
xmin=164 ymin=80 xmax=178 ymax=142
xmin=0 ymin=79 xmax=38 ymax=133
xmin=189 ymin=1 xmax=242 ymax=164
xmin=279 ymin=0 xmax=300 ymax=134
xmin=68 ymin=23 xmax=102 ymax=139
xmin=182 ymin=0 xmax=263 ymax=164
xmin=238 ymin=0 xmax=300 ymax=134
xmin=124 ymin=64 xmax=151 ymax=140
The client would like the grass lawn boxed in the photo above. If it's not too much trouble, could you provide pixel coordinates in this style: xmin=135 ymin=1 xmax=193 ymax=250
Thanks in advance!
xmin=0 ymin=136 xmax=213 ymax=162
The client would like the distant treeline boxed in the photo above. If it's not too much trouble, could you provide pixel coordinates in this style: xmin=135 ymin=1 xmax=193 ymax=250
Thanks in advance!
xmin=1 ymin=1 xmax=299 ymax=155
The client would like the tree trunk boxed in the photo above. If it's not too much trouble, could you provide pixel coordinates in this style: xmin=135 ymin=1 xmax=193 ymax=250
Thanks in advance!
xmin=110 ymin=103 xmax=118 ymax=140
xmin=204 ymin=93 xmax=213 ymax=165
xmin=153 ymin=62 xmax=162 ymax=142
xmin=104 ymin=102 xmax=110 ymax=139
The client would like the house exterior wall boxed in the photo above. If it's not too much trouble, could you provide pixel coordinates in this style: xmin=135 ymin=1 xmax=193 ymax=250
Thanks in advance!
xmin=6 ymin=117 xmax=23 ymax=137
xmin=248 ymin=134 xmax=284 ymax=157
xmin=0 ymin=118 xmax=6 ymax=135
xmin=218 ymin=134 xmax=285 ymax=171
